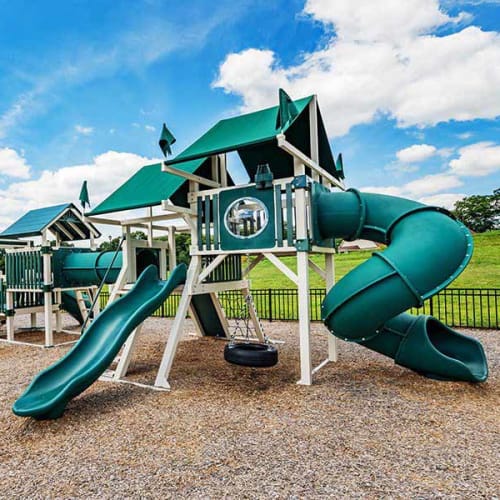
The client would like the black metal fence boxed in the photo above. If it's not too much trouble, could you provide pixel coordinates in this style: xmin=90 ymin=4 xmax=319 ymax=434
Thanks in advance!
xmin=99 ymin=287 xmax=500 ymax=329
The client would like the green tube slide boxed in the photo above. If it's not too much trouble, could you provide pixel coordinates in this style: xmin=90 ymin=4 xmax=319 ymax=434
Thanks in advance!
xmin=13 ymin=264 xmax=187 ymax=419
xmin=315 ymin=189 xmax=488 ymax=382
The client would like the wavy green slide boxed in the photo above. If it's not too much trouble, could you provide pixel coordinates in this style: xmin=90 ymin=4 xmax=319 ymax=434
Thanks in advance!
xmin=315 ymin=189 xmax=488 ymax=382
xmin=13 ymin=264 xmax=187 ymax=419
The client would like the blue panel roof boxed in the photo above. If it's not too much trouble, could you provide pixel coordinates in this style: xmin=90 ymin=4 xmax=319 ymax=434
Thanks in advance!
xmin=0 ymin=203 xmax=100 ymax=240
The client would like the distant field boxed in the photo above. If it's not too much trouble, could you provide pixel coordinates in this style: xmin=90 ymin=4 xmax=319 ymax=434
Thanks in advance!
xmin=246 ymin=230 xmax=500 ymax=289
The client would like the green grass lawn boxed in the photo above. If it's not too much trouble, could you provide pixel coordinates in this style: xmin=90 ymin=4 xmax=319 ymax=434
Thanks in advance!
xmin=247 ymin=230 xmax=500 ymax=289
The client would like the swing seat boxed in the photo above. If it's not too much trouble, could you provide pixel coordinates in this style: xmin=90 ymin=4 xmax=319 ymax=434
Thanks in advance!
xmin=224 ymin=342 xmax=278 ymax=368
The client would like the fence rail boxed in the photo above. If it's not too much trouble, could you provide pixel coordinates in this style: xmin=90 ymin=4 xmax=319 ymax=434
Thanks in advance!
xmin=99 ymin=287 xmax=500 ymax=329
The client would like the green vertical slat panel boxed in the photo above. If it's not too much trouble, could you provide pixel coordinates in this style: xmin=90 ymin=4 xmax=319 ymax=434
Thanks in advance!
xmin=197 ymin=197 xmax=203 ymax=251
xmin=274 ymin=184 xmax=283 ymax=247
xmin=286 ymin=183 xmax=294 ymax=246
xmin=213 ymin=193 xmax=220 ymax=250
xmin=205 ymin=196 xmax=211 ymax=250
xmin=36 ymin=251 xmax=42 ymax=289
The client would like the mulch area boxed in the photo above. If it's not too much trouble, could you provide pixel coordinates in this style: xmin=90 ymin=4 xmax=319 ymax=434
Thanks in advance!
xmin=0 ymin=315 xmax=498 ymax=498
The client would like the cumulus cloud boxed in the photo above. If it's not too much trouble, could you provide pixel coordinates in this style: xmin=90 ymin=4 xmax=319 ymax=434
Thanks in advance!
xmin=0 ymin=148 xmax=31 ymax=179
xmin=0 ymin=151 xmax=160 ymax=231
xmin=213 ymin=0 xmax=500 ymax=136
xmin=396 ymin=144 xmax=437 ymax=163
xmin=362 ymin=172 xmax=463 ymax=202
xmin=449 ymin=141 xmax=500 ymax=176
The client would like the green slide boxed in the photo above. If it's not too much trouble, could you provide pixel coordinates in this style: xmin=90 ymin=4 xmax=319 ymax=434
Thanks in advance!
xmin=315 ymin=189 xmax=488 ymax=382
xmin=13 ymin=264 xmax=187 ymax=419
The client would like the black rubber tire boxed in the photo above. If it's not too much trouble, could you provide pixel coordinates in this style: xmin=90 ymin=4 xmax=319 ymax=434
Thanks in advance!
xmin=224 ymin=342 xmax=278 ymax=368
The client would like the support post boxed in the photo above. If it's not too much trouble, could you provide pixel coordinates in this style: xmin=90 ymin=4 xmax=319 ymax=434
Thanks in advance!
xmin=167 ymin=226 xmax=176 ymax=274
xmin=155 ymin=256 xmax=201 ymax=389
xmin=6 ymin=291 xmax=14 ymax=341
xmin=42 ymin=232 xmax=53 ymax=347
xmin=294 ymin=157 xmax=313 ymax=385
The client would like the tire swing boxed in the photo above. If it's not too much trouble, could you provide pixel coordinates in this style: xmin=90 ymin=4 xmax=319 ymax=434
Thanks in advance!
xmin=224 ymin=294 xmax=278 ymax=368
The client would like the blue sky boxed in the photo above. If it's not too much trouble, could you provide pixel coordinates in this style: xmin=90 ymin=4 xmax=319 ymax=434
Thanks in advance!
xmin=0 ymin=0 xmax=499 ymax=230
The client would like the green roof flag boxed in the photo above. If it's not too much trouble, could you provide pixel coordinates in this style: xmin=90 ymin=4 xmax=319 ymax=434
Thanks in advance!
xmin=159 ymin=123 xmax=176 ymax=157
xmin=79 ymin=180 xmax=90 ymax=209
xmin=276 ymin=88 xmax=299 ymax=131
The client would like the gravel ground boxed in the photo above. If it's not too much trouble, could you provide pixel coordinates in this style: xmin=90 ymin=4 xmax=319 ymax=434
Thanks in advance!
xmin=0 ymin=314 xmax=498 ymax=499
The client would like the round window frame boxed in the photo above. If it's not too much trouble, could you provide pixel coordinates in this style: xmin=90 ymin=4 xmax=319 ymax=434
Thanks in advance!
xmin=223 ymin=196 xmax=270 ymax=240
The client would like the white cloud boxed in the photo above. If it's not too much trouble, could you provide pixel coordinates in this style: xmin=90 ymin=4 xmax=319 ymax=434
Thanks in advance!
xmin=145 ymin=125 xmax=156 ymax=132
xmin=361 ymin=172 xmax=463 ymax=205
xmin=0 ymin=151 xmax=160 ymax=231
xmin=214 ymin=0 xmax=500 ymax=136
xmin=419 ymin=192 xmax=466 ymax=209
xmin=0 ymin=148 xmax=31 ymax=179
xmin=303 ymin=0 xmax=466 ymax=42
xmin=457 ymin=132 xmax=473 ymax=140
xmin=449 ymin=141 xmax=500 ymax=176
xmin=75 ymin=125 xmax=94 ymax=135
xmin=396 ymin=144 xmax=437 ymax=163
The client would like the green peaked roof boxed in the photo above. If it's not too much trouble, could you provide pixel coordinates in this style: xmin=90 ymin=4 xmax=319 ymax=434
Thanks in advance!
xmin=88 ymin=156 xmax=234 ymax=216
xmin=167 ymin=96 xmax=313 ymax=165
xmin=0 ymin=203 xmax=100 ymax=241
xmin=166 ymin=94 xmax=338 ymax=182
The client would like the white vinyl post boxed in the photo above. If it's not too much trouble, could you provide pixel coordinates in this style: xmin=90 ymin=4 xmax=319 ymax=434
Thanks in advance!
xmin=294 ymin=157 xmax=313 ymax=385
xmin=6 ymin=291 xmax=14 ymax=341
xmin=168 ymin=226 xmax=176 ymax=273
xmin=42 ymin=232 xmax=54 ymax=347
xmin=155 ymin=256 xmax=201 ymax=389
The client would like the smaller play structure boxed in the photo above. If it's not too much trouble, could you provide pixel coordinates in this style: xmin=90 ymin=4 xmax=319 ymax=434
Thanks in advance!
xmin=11 ymin=89 xmax=489 ymax=420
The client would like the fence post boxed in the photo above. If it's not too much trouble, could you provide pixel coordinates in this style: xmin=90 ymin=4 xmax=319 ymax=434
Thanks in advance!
xmin=268 ymin=289 xmax=273 ymax=322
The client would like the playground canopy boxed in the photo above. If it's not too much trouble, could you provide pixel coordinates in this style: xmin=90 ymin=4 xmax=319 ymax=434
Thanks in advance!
xmin=88 ymin=94 xmax=340 ymax=217
xmin=0 ymin=203 xmax=100 ymax=241
xmin=87 ymin=157 xmax=228 ymax=216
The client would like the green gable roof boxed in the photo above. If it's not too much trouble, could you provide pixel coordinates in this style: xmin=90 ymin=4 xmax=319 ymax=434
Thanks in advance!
xmin=167 ymin=96 xmax=313 ymax=165
xmin=88 ymin=157 xmax=229 ymax=216
xmin=0 ymin=203 xmax=100 ymax=241
xmin=166 ymin=95 xmax=338 ymax=182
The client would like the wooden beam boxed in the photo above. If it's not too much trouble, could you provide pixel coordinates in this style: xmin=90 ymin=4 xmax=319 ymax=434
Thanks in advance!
xmin=276 ymin=134 xmax=346 ymax=190
xmin=162 ymin=162 xmax=221 ymax=188
xmin=263 ymin=252 xmax=298 ymax=285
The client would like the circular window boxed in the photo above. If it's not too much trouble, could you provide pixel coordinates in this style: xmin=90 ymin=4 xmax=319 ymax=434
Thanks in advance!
xmin=224 ymin=197 xmax=269 ymax=239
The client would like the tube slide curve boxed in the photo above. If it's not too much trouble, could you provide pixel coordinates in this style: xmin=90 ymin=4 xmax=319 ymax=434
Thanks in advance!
xmin=13 ymin=264 xmax=187 ymax=419
xmin=315 ymin=189 xmax=488 ymax=382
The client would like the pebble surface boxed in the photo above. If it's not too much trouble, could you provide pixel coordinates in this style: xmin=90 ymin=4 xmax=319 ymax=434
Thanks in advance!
xmin=0 ymin=315 xmax=498 ymax=498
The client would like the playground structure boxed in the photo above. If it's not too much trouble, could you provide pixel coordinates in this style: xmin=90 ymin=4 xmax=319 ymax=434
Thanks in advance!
xmin=0 ymin=203 xmax=168 ymax=347
xmin=11 ymin=90 xmax=488 ymax=419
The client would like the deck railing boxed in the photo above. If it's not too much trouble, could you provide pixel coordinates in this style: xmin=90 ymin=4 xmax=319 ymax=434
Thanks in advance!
xmin=99 ymin=287 xmax=500 ymax=329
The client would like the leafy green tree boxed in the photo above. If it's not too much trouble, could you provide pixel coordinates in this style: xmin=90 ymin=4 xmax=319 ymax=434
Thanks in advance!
xmin=453 ymin=189 xmax=499 ymax=233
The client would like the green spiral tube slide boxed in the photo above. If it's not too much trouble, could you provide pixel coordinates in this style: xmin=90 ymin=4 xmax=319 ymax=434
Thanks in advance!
xmin=315 ymin=189 xmax=488 ymax=382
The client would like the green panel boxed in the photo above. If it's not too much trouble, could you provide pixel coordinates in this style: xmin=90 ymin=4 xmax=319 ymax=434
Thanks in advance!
xmin=204 ymin=196 xmax=211 ymax=250
xmin=285 ymin=183 xmax=294 ymax=247
xmin=213 ymin=194 xmax=220 ymax=250
xmin=191 ymin=294 xmax=226 ymax=337
xmin=88 ymin=158 xmax=210 ymax=216
xmin=219 ymin=186 xmax=276 ymax=251
xmin=274 ymin=184 xmax=283 ymax=247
